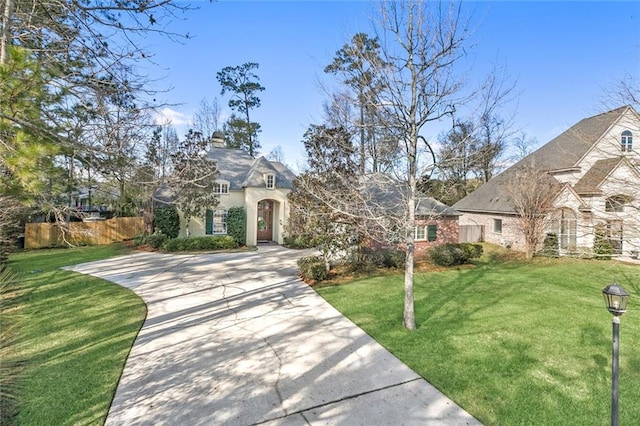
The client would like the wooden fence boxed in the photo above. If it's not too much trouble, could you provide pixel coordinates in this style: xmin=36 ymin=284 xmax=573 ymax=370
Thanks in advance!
xmin=25 ymin=217 xmax=144 ymax=249
xmin=459 ymin=225 xmax=484 ymax=243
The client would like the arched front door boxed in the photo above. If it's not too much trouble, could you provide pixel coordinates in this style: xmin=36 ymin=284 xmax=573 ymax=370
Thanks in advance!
xmin=257 ymin=200 xmax=274 ymax=242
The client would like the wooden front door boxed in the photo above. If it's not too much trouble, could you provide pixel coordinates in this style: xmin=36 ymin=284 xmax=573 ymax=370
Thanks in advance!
xmin=257 ymin=200 xmax=273 ymax=242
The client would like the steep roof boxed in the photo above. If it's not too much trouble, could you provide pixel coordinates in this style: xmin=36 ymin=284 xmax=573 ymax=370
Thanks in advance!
xmin=453 ymin=106 xmax=633 ymax=214
xmin=207 ymin=148 xmax=294 ymax=190
xmin=573 ymin=157 xmax=624 ymax=195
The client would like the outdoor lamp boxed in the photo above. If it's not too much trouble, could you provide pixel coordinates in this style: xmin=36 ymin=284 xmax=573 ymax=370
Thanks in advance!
xmin=602 ymin=282 xmax=630 ymax=426
xmin=603 ymin=283 xmax=629 ymax=316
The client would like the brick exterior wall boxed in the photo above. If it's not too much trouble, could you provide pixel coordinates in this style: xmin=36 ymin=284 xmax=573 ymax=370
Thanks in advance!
xmin=414 ymin=216 xmax=460 ymax=258
xmin=458 ymin=212 xmax=525 ymax=251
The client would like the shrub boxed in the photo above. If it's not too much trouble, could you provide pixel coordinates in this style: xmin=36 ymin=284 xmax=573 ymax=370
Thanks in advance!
xmin=161 ymin=236 xmax=238 ymax=252
xmin=429 ymin=243 xmax=483 ymax=266
xmin=227 ymin=207 xmax=246 ymax=246
xmin=146 ymin=232 xmax=168 ymax=249
xmin=284 ymin=234 xmax=316 ymax=249
xmin=345 ymin=247 xmax=406 ymax=272
xmin=297 ymin=255 xmax=328 ymax=282
xmin=133 ymin=233 xmax=146 ymax=246
xmin=593 ymin=224 xmax=613 ymax=260
xmin=154 ymin=206 xmax=180 ymax=239
xmin=540 ymin=233 xmax=559 ymax=257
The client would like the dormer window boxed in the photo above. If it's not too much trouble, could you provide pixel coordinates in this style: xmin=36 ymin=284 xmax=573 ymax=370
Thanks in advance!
xmin=214 ymin=182 xmax=229 ymax=195
xmin=621 ymin=130 xmax=633 ymax=152
xmin=265 ymin=174 xmax=275 ymax=189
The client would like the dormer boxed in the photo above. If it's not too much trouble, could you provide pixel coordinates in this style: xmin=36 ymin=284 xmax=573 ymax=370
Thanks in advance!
xmin=264 ymin=173 xmax=275 ymax=189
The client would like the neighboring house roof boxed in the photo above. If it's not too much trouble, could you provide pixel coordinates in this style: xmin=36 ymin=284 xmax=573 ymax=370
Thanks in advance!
xmin=361 ymin=173 xmax=460 ymax=217
xmin=453 ymin=106 xmax=635 ymax=214
xmin=207 ymin=147 xmax=294 ymax=190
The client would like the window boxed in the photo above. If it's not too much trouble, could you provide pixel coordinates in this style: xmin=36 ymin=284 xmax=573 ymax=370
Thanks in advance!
xmin=427 ymin=225 xmax=437 ymax=242
xmin=265 ymin=174 xmax=275 ymax=189
xmin=214 ymin=182 xmax=229 ymax=195
xmin=555 ymin=209 xmax=577 ymax=251
xmin=493 ymin=219 xmax=502 ymax=234
xmin=415 ymin=224 xmax=437 ymax=242
xmin=205 ymin=209 xmax=227 ymax=234
xmin=606 ymin=195 xmax=630 ymax=212
xmin=621 ymin=130 xmax=633 ymax=152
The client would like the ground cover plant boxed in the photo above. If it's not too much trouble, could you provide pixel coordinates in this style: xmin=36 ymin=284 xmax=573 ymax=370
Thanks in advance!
xmin=2 ymin=244 xmax=146 ymax=425
xmin=316 ymin=246 xmax=640 ymax=425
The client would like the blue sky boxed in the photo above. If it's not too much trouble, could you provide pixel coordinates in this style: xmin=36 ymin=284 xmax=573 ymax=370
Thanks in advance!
xmin=144 ymin=1 xmax=640 ymax=170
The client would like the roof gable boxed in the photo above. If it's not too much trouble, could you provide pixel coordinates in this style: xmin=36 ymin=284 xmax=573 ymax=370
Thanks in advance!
xmin=573 ymin=157 xmax=624 ymax=195
xmin=453 ymin=106 xmax=637 ymax=214
xmin=207 ymin=148 xmax=295 ymax=190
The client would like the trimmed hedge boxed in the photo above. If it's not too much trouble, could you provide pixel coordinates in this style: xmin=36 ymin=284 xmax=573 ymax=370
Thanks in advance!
xmin=348 ymin=247 xmax=406 ymax=272
xmin=297 ymin=255 xmax=328 ymax=282
xmin=429 ymin=243 xmax=483 ymax=266
xmin=161 ymin=236 xmax=238 ymax=252
xmin=227 ymin=207 xmax=246 ymax=246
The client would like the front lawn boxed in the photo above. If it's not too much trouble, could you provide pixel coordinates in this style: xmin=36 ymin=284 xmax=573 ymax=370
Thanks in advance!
xmin=316 ymin=252 xmax=640 ymax=425
xmin=2 ymin=244 xmax=147 ymax=425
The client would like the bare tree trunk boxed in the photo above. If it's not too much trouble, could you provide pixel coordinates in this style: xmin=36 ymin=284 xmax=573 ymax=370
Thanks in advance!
xmin=0 ymin=0 xmax=13 ymax=65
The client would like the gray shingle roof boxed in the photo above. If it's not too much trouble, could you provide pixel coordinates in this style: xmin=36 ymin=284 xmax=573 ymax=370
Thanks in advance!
xmin=453 ymin=106 xmax=633 ymax=214
xmin=206 ymin=148 xmax=294 ymax=190
xmin=362 ymin=173 xmax=460 ymax=217
xmin=573 ymin=157 xmax=624 ymax=195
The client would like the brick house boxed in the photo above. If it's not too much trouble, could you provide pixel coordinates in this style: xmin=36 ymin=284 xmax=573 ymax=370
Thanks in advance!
xmin=362 ymin=173 xmax=460 ymax=254
xmin=453 ymin=106 xmax=640 ymax=256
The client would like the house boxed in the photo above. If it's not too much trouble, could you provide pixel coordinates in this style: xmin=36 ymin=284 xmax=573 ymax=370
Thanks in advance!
xmin=177 ymin=132 xmax=295 ymax=246
xmin=453 ymin=106 xmax=640 ymax=256
xmin=360 ymin=173 xmax=460 ymax=255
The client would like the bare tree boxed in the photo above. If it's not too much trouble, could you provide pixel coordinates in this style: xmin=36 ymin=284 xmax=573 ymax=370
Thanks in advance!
xmin=505 ymin=165 xmax=560 ymax=259
xmin=192 ymin=97 xmax=222 ymax=140
xmin=369 ymin=1 xmax=472 ymax=330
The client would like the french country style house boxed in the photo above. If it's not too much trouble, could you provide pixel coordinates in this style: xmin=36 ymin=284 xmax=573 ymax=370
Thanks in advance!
xmin=454 ymin=106 xmax=640 ymax=256
xmin=178 ymin=132 xmax=295 ymax=246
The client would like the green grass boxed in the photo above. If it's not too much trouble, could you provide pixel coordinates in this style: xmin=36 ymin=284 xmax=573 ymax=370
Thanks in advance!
xmin=2 ymin=244 xmax=147 ymax=425
xmin=316 ymin=252 xmax=640 ymax=425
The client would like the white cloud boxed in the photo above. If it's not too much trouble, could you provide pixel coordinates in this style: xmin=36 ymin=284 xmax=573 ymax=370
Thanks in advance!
xmin=154 ymin=107 xmax=190 ymax=126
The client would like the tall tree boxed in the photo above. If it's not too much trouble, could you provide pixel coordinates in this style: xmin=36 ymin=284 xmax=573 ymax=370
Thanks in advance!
xmin=222 ymin=114 xmax=262 ymax=152
xmin=325 ymin=33 xmax=388 ymax=175
xmin=371 ymin=1 xmax=471 ymax=330
xmin=216 ymin=62 xmax=265 ymax=157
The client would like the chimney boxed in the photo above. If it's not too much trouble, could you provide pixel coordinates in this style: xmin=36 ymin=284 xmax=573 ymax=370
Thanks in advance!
xmin=211 ymin=131 xmax=225 ymax=148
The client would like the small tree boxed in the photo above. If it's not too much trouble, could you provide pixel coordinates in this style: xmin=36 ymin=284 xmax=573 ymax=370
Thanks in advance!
xmin=170 ymin=130 xmax=219 ymax=237
xmin=226 ymin=207 xmax=246 ymax=246
xmin=593 ymin=224 xmax=614 ymax=260
xmin=505 ymin=165 xmax=560 ymax=259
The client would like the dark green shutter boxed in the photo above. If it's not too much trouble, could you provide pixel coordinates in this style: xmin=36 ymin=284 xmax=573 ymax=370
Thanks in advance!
xmin=427 ymin=224 xmax=437 ymax=242
xmin=205 ymin=210 xmax=213 ymax=235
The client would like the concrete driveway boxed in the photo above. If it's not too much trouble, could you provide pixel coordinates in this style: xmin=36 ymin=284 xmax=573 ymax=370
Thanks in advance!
xmin=67 ymin=245 xmax=480 ymax=425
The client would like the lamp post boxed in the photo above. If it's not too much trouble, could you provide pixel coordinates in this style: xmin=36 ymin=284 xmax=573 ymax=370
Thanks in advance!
xmin=602 ymin=283 xmax=630 ymax=426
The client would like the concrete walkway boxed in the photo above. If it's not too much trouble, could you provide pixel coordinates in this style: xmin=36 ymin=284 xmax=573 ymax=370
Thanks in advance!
xmin=66 ymin=246 xmax=481 ymax=425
